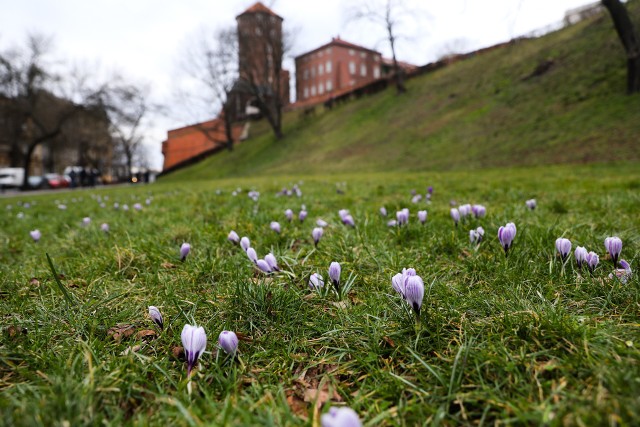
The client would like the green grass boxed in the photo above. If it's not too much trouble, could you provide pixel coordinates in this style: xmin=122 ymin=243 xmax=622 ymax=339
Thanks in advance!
xmin=163 ymin=3 xmax=640 ymax=183
xmin=1 ymin=163 xmax=639 ymax=425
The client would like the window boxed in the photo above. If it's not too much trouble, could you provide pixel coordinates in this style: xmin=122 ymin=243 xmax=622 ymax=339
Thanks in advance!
xmin=318 ymin=84 xmax=324 ymax=95
xmin=304 ymin=87 xmax=309 ymax=98
xmin=360 ymin=64 xmax=367 ymax=77
xmin=319 ymin=50 xmax=323 ymax=57
xmin=326 ymin=80 xmax=332 ymax=91
xmin=373 ymin=66 xmax=380 ymax=79
xmin=374 ymin=55 xmax=380 ymax=62
xmin=303 ymin=69 xmax=309 ymax=80
xmin=349 ymin=49 xmax=355 ymax=56
xmin=311 ymin=85 xmax=316 ymax=96
xmin=318 ymin=64 xmax=324 ymax=76
xmin=311 ymin=68 xmax=316 ymax=77
xmin=349 ymin=61 xmax=355 ymax=75
xmin=360 ymin=52 xmax=365 ymax=58
xmin=326 ymin=61 xmax=332 ymax=73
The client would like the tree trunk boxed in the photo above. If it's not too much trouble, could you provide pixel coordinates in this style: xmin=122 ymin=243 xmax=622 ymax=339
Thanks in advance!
xmin=602 ymin=0 xmax=640 ymax=93
xmin=387 ymin=23 xmax=406 ymax=94
xmin=20 ymin=130 xmax=62 ymax=190
xmin=222 ymin=103 xmax=234 ymax=151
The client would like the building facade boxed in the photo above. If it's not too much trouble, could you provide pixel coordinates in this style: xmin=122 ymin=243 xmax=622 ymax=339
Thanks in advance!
xmin=294 ymin=37 xmax=383 ymax=104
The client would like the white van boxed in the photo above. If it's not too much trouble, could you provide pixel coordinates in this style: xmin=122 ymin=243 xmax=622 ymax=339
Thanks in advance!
xmin=0 ymin=168 xmax=25 ymax=189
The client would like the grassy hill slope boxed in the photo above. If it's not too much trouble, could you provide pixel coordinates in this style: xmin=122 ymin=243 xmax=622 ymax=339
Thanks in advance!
xmin=164 ymin=3 xmax=640 ymax=182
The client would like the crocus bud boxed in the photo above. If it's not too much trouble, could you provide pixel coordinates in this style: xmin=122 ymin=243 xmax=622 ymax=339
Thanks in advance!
xmin=309 ymin=273 xmax=324 ymax=290
xmin=380 ymin=207 xmax=387 ymax=217
xmin=387 ymin=220 xmax=397 ymax=227
xmin=133 ymin=203 xmax=142 ymax=211
xmin=321 ymin=406 xmax=362 ymax=427
xmin=299 ymin=210 xmax=308 ymax=222
xmin=526 ymin=199 xmax=537 ymax=210
xmin=148 ymin=306 xmax=163 ymax=329
xmin=472 ymin=204 xmax=486 ymax=218
xmin=555 ymin=238 xmax=572 ymax=262
xmin=574 ymin=246 xmax=587 ymax=268
xmin=240 ymin=236 xmax=250 ymax=251
xmin=586 ymin=251 xmax=599 ymax=272
xmin=285 ymin=209 xmax=293 ymax=222
xmin=610 ymin=260 xmax=632 ymax=283
xmin=218 ymin=330 xmax=238 ymax=355
xmin=82 ymin=217 xmax=91 ymax=226
xmin=181 ymin=324 xmax=207 ymax=376
xmin=604 ymin=236 xmax=622 ymax=266
xmin=338 ymin=209 xmax=349 ymax=221
xmin=265 ymin=253 xmax=279 ymax=271
xmin=619 ymin=259 xmax=631 ymax=271
xmin=180 ymin=243 xmax=191 ymax=261
xmin=256 ymin=259 xmax=271 ymax=273
xmin=30 ymin=229 xmax=41 ymax=243
xmin=476 ymin=226 xmax=485 ymax=241
xmin=122 ymin=204 xmax=129 ymax=211
xmin=342 ymin=215 xmax=355 ymax=227
xmin=312 ymin=227 xmax=323 ymax=246
xmin=418 ymin=210 xmax=427 ymax=224
xmin=459 ymin=204 xmax=471 ymax=218
xmin=405 ymin=275 xmax=425 ymax=316
xmin=498 ymin=222 xmax=517 ymax=255
xmin=428 ymin=186 xmax=433 ymax=195
xmin=270 ymin=221 xmax=281 ymax=234
xmin=317 ymin=219 xmax=328 ymax=228
xmin=329 ymin=262 xmax=341 ymax=292
xmin=470 ymin=229 xmax=479 ymax=244
xmin=228 ymin=231 xmax=240 ymax=244
xmin=101 ymin=223 xmax=109 ymax=233
xmin=246 ymin=247 xmax=258 ymax=264
xmin=396 ymin=209 xmax=409 ymax=226
xmin=450 ymin=208 xmax=460 ymax=226
xmin=411 ymin=194 xmax=422 ymax=204
xmin=113 ymin=202 xmax=119 ymax=210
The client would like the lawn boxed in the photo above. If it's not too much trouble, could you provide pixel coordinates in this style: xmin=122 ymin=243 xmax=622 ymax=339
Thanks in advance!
xmin=1 ymin=162 xmax=639 ymax=426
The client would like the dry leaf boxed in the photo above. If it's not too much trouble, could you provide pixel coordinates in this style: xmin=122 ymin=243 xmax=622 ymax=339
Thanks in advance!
xmin=108 ymin=324 xmax=137 ymax=341
xmin=382 ymin=336 xmax=396 ymax=348
xmin=172 ymin=346 xmax=185 ymax=360
xmin=331 ymin=301 xmax=348 ymax=309
xmin=161 ymin=262 xmax=176 ymax=269
xmin=29 ymin=277 xmax=40 ymax=286
xmin=136 ymin=329 xmax=157 ymax=340
xmin=121 ymin=345 xmax=142 ymax=355
xmin=236 ymin=332 xmax=253 ymax=342
xmin=286 ymin=391 xmax=309 ymax=419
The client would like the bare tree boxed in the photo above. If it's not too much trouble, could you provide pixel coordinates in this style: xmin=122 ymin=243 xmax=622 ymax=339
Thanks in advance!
xmin=0 ymin=34 xmax=109 ymax=189
xmin=175 ymin=26 xmax=238 ymax=151
xmin=346 ymin=0 xmax=411 ymax=94
xmin=602 ymin=0 xmax=640 ymax=94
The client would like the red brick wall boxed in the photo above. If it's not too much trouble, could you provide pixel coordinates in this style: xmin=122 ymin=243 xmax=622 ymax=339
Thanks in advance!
xmin=295 ymin=40 xmax=383 ymax=103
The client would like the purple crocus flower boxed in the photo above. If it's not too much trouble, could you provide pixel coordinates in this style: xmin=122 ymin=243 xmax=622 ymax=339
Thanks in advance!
xmin=181 ymin=324 xmax=207 ymax=376
xmin=240 ymin=237 xmax=250 ymax=251
xmin=472 ymin=204 xmax=486 ymax=218
xmin=218 ymin=330 xmax=238 ymax=356
xmin=228 ymin=230 xmax=240 ymax=244
xmin=148 ymin=306 xmax=163 ymax=329
xmin=379 ymin=207 xmax=387 ymax=217
xmin=450 ymin=208 xmax=460 ymax=226
xmin=265 ymin=253 xmax=279 ymax=271
xmin=299 ymin=210 xmax=308 ymax=222
xmin=270 ymin=221 xmax=281 ymax=234
xmin=498 ymin=222 xmax=517 ymax=255
xmin=604 ymin=236 xmax=622 ymax=266
xmin=321 ymin=406 xmax=362 ymax=427
xmin=555 ymin=238 xmax=572 ymax=262
xmin=329 ymin=262 xmax=341 ymax=292
xmin=405 ymin=275 xmax=425 ymax=316
xmin=82 ymin=217 xmax=91 ymax=227
xmin=133 ymin=203 xmax=143 ymax=211
xmin=317 ymin=219 xmax=328 ymax=228
xmin=427 ymin=186 xmax=433 ymax=195
xmin=611 ymin=259 xmax=632 ymax=284
xmin=338 ymin=209 xmax=349 ymax=221
xmin=418 ymin=210 xmax=427 ymax=224
xmin=285 ymin=209 xmax=293 ymax=222
xmin=574 ymin=246 xmax=587 ymax=269
xmin=526 ymin=199 xmax=537 ymax=210
xmin=391 ymin=268 xmax=416 ymax=299
xmin=469 ymin=229 xmax=480 ymax=244
xmin=101 ymin=223 xmax=109 ymax=233
xmin=30 ymin=229 xmax=41 ymax=243
xmin=312 ymin=227 xmax=323 ymax=246
xmin=309 ymin=273 xmax=324 ymax=290
xmin=411 ymin=194 xmax=422 ymax=204
xmin=459 ymin=204 xmax=471 ymax=218
xmin=387 ymin=220 xmax=397 ymax=227
xmin=256 ymin=259 xmax=271 ymax=273
xmin=342 ymin=214 xmax=355 ymax=227
xmin=396 ymin=209 xmax=409 ymax=226
xmin=180 ymin=243 xmax=191 ymax=261
xmin=246 ymin=247 xmax=258 ymax=264
xmin=586 ymin=251 xmax=599 ymax=273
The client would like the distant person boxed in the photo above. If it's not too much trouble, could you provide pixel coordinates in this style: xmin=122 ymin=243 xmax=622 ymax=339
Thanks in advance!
xmin=80 ymin=168 xmax=87 ymax=187
xmin=69 ymin=169 xmax=77 ymax=188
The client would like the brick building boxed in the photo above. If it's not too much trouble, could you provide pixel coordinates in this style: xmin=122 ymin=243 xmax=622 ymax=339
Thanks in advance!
xmin=294 ymin=37 xmax=383 ymax=104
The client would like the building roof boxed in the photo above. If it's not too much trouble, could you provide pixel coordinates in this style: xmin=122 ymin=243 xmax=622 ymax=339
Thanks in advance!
xmin=237 ymin=2 xmax=283 ymax=20
xmin=295 ymin=37 xmax=381 ymax=60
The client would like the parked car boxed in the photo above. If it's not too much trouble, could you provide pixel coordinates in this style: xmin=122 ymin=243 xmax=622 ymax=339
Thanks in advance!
xmin=27 ymin=176 xmax=46 ymax=189
xmin=0 ymin=168 xmax=25 ymax=189
xmin=42 ymin=173 xmax=70 ymax=189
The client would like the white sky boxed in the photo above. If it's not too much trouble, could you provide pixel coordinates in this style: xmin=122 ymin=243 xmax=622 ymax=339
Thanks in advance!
xmin=0 ymin=0 xmax=597 ymax=169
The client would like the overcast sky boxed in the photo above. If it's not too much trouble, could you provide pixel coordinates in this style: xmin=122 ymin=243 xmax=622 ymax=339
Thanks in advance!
xmin=1 ymin=0 xmax=598 ymax=169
